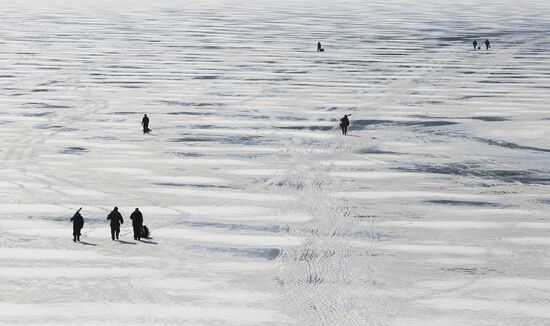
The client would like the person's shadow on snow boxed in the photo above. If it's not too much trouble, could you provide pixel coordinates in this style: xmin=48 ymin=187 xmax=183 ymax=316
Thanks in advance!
xmin=139 ymin=239 xmax=158 ymax=245
xmin=117 ymin=240 xmax=137 ymax=245
xmin=78 ymin=241 xmax=97 ymax=246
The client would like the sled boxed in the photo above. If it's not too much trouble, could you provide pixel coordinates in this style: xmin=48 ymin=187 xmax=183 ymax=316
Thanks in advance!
xmin=141 ymin=225 xmax=150 ymax=238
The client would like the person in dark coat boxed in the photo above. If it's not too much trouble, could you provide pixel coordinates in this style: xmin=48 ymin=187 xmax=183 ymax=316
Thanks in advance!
xmin=339 ymin=114 xmax=350 ymax=135
xmin=141 ymin=114 xmax=150 ymax=134
xmin=472 ymin=40 xmax=478 ymax=50
xmin=70 ymin=207 xmax=84 ymax=242
xmin=130 ymin=208 xmax=144 ymax=240
xmin=317 ymin=42 xmax=322 ymax=52
xmin=485 ymin=39 xmax=490 ymax=50
xmin=107 ymin=206 xmax=124 ymax=240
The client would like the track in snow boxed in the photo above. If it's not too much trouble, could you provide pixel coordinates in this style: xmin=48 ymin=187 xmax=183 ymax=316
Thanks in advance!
xmin=1 ymin=1 xmax=550 ymax=325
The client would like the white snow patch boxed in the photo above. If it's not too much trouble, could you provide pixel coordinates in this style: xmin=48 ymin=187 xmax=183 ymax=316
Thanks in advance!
xmin=228 ymin=168 xmax=285 ymax=176
xmin=154 ymin=228 xmax=303 ymax=247
xmin=144 ymin=188 xmax=290 ymax=202
xmin=330 ymin=171 xmax=421 ymax=179
xmin=374 ymin=220 xmax=507 ymax=229
xmin=0 ymin=248 xmax=106 ymax=261
xmin=140 ymin=175 xmax=229 ymax=184
xmin=0 ymin=302 xmax=286 ymax=323
xmin=503 ymin=237 xmax=550 ymax=245
xmin=93 ymin=167 xmax=152 ymax=175
xmin=377 ymin=243 xmax=486 ymax=255
xmin=0 ymin=267 xmax=160 ymax=279
xmin=171 ymin=205 xmax=312 ymax=222
xmin=334 ymin=191 xmax=487 ymax=200
xmin=416 ymin=298 xmax=550 ymax=318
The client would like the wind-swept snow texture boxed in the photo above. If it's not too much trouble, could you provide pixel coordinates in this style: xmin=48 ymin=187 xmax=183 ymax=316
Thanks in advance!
xmin=1 ymin=0 xmax=550 ymax=325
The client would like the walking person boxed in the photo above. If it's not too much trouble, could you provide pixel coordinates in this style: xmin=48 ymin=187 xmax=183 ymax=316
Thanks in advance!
xmin=130 ymin=208 xmax=144 ymax=241
xmin=485 ymin=39 xmax=490 ymax=50
xmin=141 ymin=114 xmax=150 ymax=134
xmin=339 ymin=114 xmax=350 ymax=135
xmin=107 ymin=206 xmax=124 ymax=240
xmin=472 ymin=40 xmax=478 ymax=50
xmin=70 ymin=207 xmax=84 ymax=242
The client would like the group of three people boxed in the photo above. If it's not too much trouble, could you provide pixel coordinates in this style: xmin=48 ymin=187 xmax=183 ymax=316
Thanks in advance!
xmin=71 ymin=207 xmax=145 ymax=242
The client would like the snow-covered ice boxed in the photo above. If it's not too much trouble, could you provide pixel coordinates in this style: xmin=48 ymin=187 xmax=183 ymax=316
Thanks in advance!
xmin=1 ymin=0 xmax=550 ymax=325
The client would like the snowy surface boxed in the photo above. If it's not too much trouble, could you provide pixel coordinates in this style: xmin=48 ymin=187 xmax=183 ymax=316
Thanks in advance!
xmin=1 ymin=0 xmax=550 ymax=325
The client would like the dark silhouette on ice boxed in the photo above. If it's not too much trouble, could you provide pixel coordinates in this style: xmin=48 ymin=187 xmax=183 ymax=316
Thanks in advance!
xmin=130 ymin=208 xmax=144 ymax=241
xmin=485 ymin=39 xmax=490 ymax=50
xmin=141 ymin=114 xmax=151 ymax=133
xmin=317 ymin=42 xmax=324 ymax=52
xmin=472 ymin=40 xmax=478 ymax=50
xmin=70 ymin=207 xmax=84 ymax=242
xmin=107 ymin=206 xmax=124 ymax=240
xmin=340 ymin=114 xmax=350 ymax=135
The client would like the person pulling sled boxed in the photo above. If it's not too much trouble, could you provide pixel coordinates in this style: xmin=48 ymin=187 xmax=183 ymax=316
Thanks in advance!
xmin=141 ymin=114 xmax=151 ymax=134
xmin=317 ymin=41 xmax=324 ymax=52
xmin=130 ymin=208 xmax=144 ymax=240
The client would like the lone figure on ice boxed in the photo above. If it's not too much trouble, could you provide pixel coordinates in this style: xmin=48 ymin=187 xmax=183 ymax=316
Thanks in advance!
xmin=472 ymin=40 xmax=478 ymax=50
xmin=485 ymin=39 xmax=491 ymax=50
xmin=107 ymin=206 xmax=124 ymax=240
xmin=317 ymin=42 xmax=324 ymax=52
xmin=141 ymin=114 xmax=151 ymax=134
xmin=339 ymin=114 xmax=350 ymax=135
xmin=130 ymin=208 xmax=144 ymax=241
xmin=70 ymin=207 xmax=84 ymax=242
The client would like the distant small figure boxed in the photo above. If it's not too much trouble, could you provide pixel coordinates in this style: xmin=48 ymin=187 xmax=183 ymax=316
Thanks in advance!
xmin=485 ymin=39 xmax=490 ymax=50
xmin=339 ymin=114 xmax=350 ymax=135
xmin=107 ymin=206 xmax=124 ymax=240
xmin=70 ymin=207 xmax=84 ymax=242
xmin=130 ymin=208 xmax=144 ymax=241
xmin=317 ymin=42 xmax=324 ymax=52
xmin=141 ymin=114 xmax=151 ymax=134
xmin=472 ymin=40 xmax=478 ymax=50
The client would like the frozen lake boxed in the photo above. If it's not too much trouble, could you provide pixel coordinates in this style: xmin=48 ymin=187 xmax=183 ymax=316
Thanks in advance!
xmin=1 ymin=0 xmax=550 ymax=325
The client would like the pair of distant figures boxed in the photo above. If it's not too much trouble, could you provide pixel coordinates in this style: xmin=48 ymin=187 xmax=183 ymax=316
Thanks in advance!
xmin=70 ymin=207 xmax=149 ymax=242
xmin=319 ymin=40 xmax=491 ymax=52
xmin=473 ymin=39 xmax=490 ymax=50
